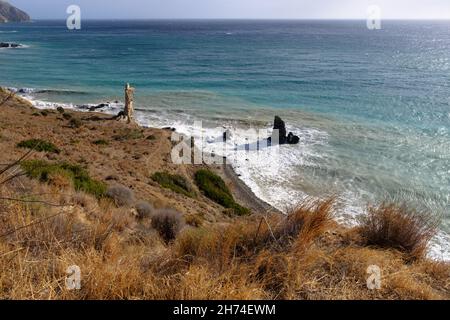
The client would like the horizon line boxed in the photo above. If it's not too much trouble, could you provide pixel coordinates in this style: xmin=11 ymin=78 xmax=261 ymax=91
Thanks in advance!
xmin=27 ymin=18 xmax=450 ymax=21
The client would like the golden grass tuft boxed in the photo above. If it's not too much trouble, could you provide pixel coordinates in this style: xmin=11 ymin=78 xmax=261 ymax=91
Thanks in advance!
xmin=359 ymin=204 xmax=439 ymax=260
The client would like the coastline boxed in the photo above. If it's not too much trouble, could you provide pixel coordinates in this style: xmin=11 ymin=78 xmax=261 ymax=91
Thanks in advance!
xmin=3 ymin=86 xmax=450 ymax=261
xmin=2 ymin=86 xmax=282 ymax=216
xmin=221 ymin=163 xmax=282 ymax=214
xmin=1 ymin=86 xmax=449 ymax=300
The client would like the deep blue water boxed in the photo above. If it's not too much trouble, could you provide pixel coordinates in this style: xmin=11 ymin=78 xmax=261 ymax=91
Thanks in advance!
xmin=1 ymin=20 xmax=449 ymax=126
xmin=1 ymin=20 xmax=450 ymax=257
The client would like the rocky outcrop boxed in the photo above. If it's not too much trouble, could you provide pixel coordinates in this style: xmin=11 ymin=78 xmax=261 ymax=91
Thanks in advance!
xmin=273 ymin=116 xmax=287 ymax=144
xmin=271 ymin=116 xmax=300 ymax=145
xmin=0 ymin=42 xmax=21 ymax=48
xmin=0 ymin=1 xmax=30 ymax=23
xmin=287 ymin=132 xmax=300 ymax=144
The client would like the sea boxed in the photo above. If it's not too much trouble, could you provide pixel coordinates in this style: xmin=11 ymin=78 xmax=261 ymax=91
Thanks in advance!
xmin=1 ymin=20 xmax=449 ymax=260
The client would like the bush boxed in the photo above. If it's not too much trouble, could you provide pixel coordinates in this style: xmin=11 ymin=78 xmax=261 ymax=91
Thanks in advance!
xmin=151 ymin=172 xmax=195 ymax=198
xmin=195 ymin=169 xmax=249 ymax=216
xmin=135 ymin=201 xmax=154 ymax=219
xmin=40 ymin=110 xmax=49 ymax=117
xmin=93 ymin=139 xmax=109 ymax=146
xmin=69 ymin=118 xmax=82 ymax=128
xmin=62 ymin=113 xmax=72 ymax=120
xmin=274 ymin=199 xmax=334 ymax=248
xmin=185 ymin=214 xmax=203 ymax=227
xmin=106 ymin=185 xmax=135 ymax=207
xmin=17 ymin=139 xmax=60 ymax=154
xmin=57 ymin=106 xmax=65 ymax=114
xmin=21 ymin=160 xmax=107 ymax=198
xmin=151 ymin=209 xmax=185 ymax=243
xmin=113 ymin=128 xmax=144 ymax=141
xmin=359 ymin=204 xmax=439 ymax=260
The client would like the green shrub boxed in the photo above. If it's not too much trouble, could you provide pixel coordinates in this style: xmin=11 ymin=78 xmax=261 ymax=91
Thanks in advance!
xmin=69 ymin=118 xmax=82 ymax=128
xmin=57 ymin=106 xmax=65 ymax=114
xmin=40 ymin=110 xmax=49 ymax=117
xmin=195 ymin=169 xmax=250 ymax=216
xmin=93 ymin=139 xmax=109 ymax=146
xmin=17 ymin=139 xmax=60 ymax=154
xmin=152 ymin=172 xmax=195 ymax=198
xmin=62 ymin=113 xmax=72 ymax=120
xmin=113 ymin=128 xmax=144 ymax=141
xmin=21 ymin=160 xmax=107 ymax=198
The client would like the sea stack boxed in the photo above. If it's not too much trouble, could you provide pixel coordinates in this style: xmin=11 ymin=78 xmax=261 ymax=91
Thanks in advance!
xmin=272 ymin=116 xmax=300 ymax=145
xmin=0 ymin=1 xmax=31 ymax=23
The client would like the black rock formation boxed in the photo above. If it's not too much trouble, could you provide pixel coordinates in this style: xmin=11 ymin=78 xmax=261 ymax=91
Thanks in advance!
xmin=0 ymin=42 xmax=21 ymax=48
xmin=271 ymin=116 xmax=300 ymax=145
xmin=273 ymin=116 xmax=287 ymax=144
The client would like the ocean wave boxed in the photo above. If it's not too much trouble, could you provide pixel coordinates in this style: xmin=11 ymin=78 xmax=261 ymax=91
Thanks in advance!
xmin=8 ymin=87 xmax=88 ymax=95
xmin=36 ymin=89 xmax=89 ymax=95
xmin=7 ymin=87 xmax=36 ymax=94
xmin=18 ymin=92 xmax=123 ymax=114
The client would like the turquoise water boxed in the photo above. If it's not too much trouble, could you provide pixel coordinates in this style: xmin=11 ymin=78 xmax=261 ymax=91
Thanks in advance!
xmin=1 ymin=20 xmax=449 ymax=258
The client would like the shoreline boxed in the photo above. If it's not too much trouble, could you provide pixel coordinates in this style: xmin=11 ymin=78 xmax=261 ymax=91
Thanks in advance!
xmin=5 ymin=87 xmax=283 ymax=216
xmin=4 ymin=86 xmax=450 ymax=261
xmin=221 ymin=163 xmax=282 ymax=214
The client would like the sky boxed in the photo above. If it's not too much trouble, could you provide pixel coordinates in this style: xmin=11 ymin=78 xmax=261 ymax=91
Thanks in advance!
xmin=8 ymin=0 xmax=450 ymax=20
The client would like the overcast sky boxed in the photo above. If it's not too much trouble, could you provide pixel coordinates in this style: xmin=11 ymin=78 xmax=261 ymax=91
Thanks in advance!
xmin=9 ymin=0 xmax=450 ymax=19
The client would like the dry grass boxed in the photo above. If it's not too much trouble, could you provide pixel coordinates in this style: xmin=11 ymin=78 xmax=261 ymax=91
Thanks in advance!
xmin=0 ymin=155 xmax=448 ymax=300
xmin=359 ymin=204 xmax=439 ymax=260
xmin=0 ymin=176 xmax=449 ymax=300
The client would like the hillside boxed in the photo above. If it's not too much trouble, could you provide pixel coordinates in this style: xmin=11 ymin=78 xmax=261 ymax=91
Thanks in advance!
xmin=0 ymin=1 xmax=30 ymax=23
xmin=0 ymin=87 xmax=448 ymax=300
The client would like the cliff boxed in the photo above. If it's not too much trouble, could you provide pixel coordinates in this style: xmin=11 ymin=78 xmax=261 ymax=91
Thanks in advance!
xmin=0 ymin=1 xmax=30 ymax=23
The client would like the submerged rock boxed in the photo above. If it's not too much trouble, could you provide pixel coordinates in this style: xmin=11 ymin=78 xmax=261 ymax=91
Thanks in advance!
xmin=89 ymin=103 xmax=109 ymax=111
xmin=0 ymin=42 xmax=21 ymax=48
xmin=223 ymin=129 xmax=232 ymax=142
xmin=287 ymin=132 xmax=300 ymax=144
